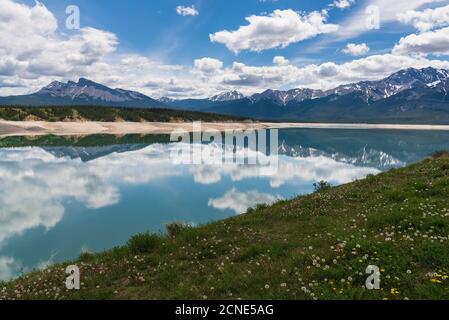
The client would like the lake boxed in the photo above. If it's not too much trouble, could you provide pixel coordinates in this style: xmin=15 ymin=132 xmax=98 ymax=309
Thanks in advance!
xmin=1 ymin=128 xmax=449 ymax=281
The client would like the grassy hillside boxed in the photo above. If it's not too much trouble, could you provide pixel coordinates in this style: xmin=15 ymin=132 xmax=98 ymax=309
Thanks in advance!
xmin=1 ymin=153 xmax=449 ymax=300
xmin=0 ymin=106 xmax=247 ymax=122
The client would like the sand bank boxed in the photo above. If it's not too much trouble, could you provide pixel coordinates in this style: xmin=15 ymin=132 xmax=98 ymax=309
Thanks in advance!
xmin=1 ymin=120 xmax=449 ymax=137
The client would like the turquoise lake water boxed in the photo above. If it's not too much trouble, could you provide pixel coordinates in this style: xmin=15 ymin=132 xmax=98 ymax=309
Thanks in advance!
xmin=1 ymin=128 xmax=449 ymax=281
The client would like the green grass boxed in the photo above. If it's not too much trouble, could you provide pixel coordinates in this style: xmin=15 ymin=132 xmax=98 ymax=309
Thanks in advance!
xmin=0 ymin=105 xmax=247 ymax=122
xmin=1 ymin=154 xmax=449 ymax=300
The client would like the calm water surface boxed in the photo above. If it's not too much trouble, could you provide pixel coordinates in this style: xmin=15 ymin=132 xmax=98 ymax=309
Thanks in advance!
xmin=1 ymin=128 xmax=449 ymax=280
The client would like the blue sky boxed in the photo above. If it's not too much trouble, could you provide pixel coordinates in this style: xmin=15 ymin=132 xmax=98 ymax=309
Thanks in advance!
xmin=19 ymin=0 xmax=404 ymax=65
xmin=2 ymin=0 xmax=449 ymax=98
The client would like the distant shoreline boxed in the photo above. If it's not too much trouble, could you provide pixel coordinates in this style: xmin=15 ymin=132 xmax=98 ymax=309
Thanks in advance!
xmin=271 ymin=122 xmax=449 ymax=131
xmin=1 ymin=120 xmax=449 ymax=137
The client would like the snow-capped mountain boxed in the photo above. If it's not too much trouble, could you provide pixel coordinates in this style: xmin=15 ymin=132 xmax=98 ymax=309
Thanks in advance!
xmin=326 ymin=67 xmax=449 ymax=102
xmin=38 ymin=78 xmax=152 ymax=103
xmin=0 ymin=78 xmax=164 ymax=108
xmin=190 ymin=67 xmax=449 ymax=122
xmin=248 ymin=67 xmax=449 ymax=106
xmin=90 ymin=67 xmax=449 ymax=123
xmin=251 ymin=88 xmax=325 ymax=106
xmin=161 ymin=67 xmax=449 ymax=108
xmin=210 ymin=90 xmax=245 ymax=102
xmin=158 ymin=96 xmax=176 ymax=104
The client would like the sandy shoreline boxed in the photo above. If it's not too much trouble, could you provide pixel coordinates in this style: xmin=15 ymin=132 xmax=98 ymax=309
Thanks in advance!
xmin=1 ymin=120 xmax=449 ymax=137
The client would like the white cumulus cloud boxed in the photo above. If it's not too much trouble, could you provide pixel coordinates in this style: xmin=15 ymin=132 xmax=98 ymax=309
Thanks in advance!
xmin=209 ymin=9 xmax=339 ymax=53
xmin=0 ymin=0 xmax=118 ymax=94
xmin=273 ymin=56 xmax=290 ymax=66
xmin=332 ymin=0 xmax=440 ymax=41
xmin=342 ymin=43 xmax=370 ymax=56
xmin=176 ymin=5 xmax=199 ymax=16
xmin=194 ymin=57 xmax=224 ymax=74
xmin=397 ymin=4 xmax=449 ymax=32
xmin=393 ymin=26 xmax=449 ymax=56
xmin=332 ymin=0 xmax=356 ymax=9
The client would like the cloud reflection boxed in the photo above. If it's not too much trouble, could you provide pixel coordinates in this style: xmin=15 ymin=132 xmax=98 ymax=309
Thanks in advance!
xmin=208 ymin=188 xmax=282 ymax=214
xmin=0 ymin=143 xmax=379 ymax=247
xmin=191 ymin=154 xmax=380 ymax=188
xmin=0 ymin=256 xmax=21 ymax=281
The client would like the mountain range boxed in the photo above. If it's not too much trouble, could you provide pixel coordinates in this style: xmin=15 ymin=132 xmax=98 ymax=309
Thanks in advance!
xmin=0 ymin=78 xmax=162 ymax=108
xmin=2 ymin=67 xmax=449 ymax=123
xmin=161 ymin=67 xmax=449 ymax=124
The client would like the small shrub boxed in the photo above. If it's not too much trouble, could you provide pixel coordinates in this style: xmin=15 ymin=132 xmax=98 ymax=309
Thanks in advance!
xmin=79 ymin=251 xmax=93 ymax=262
xmin=313 ymin=180 xmax=332 ymax=193
xmin=245 ymin=207 xmax=255 ymax=214
xmin=254 ymin=203 xmax=269 ymax=211
xmin=166 ymin=222 xmax=191 ymax=238
xmin=431 ymin=150 xmax=449 ymax=159
xmin=127 ymin=232 xmax=160 ymax=254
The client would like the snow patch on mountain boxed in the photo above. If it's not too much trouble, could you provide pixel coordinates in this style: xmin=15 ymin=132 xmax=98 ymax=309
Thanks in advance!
xmin=210 ymin=90 xmax=245 ymax=102
xmin=250 ymin=88 xmax=325 ymax=106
